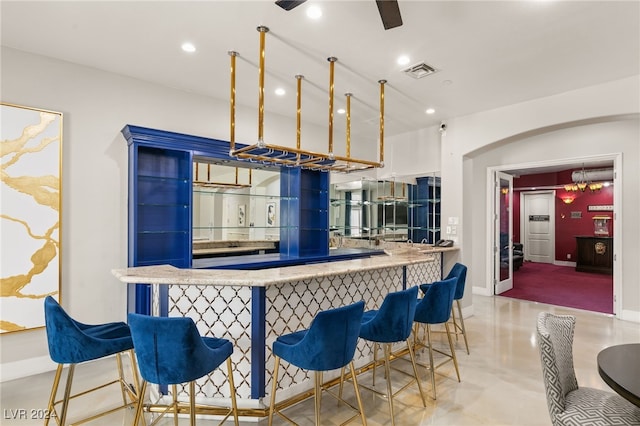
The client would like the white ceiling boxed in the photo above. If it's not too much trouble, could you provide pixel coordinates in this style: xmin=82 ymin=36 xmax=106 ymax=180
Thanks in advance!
xmin=2 ymin=1 xmax=638 ymax=174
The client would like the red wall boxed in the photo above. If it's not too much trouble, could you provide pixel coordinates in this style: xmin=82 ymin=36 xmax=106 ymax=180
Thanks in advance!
xmin=513 ymin=169 xmax=613 ymax=262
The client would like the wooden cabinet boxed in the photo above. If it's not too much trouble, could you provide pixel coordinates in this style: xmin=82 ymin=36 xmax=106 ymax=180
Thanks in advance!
xmin=575 ymin=236 xmax=613 ymax=275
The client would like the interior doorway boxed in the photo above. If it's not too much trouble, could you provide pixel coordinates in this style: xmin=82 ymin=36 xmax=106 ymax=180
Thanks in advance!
xmin=489 ymin=154 xmax=619 ymax=315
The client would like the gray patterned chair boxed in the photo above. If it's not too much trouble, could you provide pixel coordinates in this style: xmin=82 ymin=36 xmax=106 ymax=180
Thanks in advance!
xmin=536 ymin=312 xmax=640 ymax=426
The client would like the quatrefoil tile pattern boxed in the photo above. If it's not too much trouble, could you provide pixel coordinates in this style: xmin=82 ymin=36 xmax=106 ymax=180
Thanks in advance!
xmin=264 ymin=262 xmax=441 ymax=400
xmin=154 ymin=256 xmax=442 ymax=403
xmin=406 ymin=258 xmax=442 ymax=287
xmin=168 ymin=284 xmax=253 ymax=399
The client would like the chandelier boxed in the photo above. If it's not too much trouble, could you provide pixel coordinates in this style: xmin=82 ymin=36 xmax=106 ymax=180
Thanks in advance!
xmin=227 ymin=26 xmax=384 ymax=173
xmin=564 ymin=165 xmax=603 ymax=193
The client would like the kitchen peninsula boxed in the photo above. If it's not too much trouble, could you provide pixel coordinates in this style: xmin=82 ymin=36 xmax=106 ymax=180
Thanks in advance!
xmin=113 ymin=245 xmax=456 ymax=411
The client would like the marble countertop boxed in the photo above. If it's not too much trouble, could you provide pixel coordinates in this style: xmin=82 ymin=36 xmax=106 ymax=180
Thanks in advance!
xmin=111 ymin=247 xmax=454 ymax=287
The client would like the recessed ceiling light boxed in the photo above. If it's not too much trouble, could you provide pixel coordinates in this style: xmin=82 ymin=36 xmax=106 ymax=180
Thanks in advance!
xmin=181 ymin=42 xmax=196 ymax=53
xmin=307 ymin=5 xmax=322 ymax=19
xmin=426 ymin=108 xmax=435 ymax=114
xmin=397 ymin=55 xmax=410 ymax=66
xmin=275 ymin=88 xmax=286 ymax=96
xmin=337 ymin=108 xmax=346 ymax=114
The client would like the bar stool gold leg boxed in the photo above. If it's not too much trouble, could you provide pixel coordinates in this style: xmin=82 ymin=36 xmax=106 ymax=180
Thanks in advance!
xmin=426 ymin=325 xmax=436 ymax=399
xmin=314 ymin=371 xmax=322 ymax=425
xmin=383 ymin=344 xmax=395 ymax=426
xmin=445 ymin=322 xmax=461 ymax=381
xmin=116 ymin=353 xmax=128 ymax=405
xmin=59 ymin=364 xmax=76 ymax=426
xmin=226 ymin=358 xmax=240 ymax=426
xmin=268 ymin=356 xmax=280 ymax=426
xmin=173 ymin=384 xmax=179 ymax=426
xmin=45 ymin=364 xmax=64 ymax=426
xmin=133 ymin=381 xmax=148 ymax=426
xmin=406 ymin=338 xmax=427 ymax=407
xmin=372 ymin=342 xmax=379 ymax=386
xmin=128 ymin=349 xmax=141 ymax=402
xmin=456 ymin=299 xmax=470 ymax=354
xmin=349 ymin=361 xmax=367 ymax=426
xmin=189 ymin=381 xmax=196 ymax=426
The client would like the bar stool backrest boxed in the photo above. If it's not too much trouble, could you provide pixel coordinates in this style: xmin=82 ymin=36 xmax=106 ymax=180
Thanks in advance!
xmin=277 ymin=301 xmax=365 ymax=372
xmin=128 ymin=313 xmax=232 ymax=385
xmin=360 ymin=286 xmax=418 ymax=343
xmin=414 ymin=278 xmax=457 ymax=325
xmin=445 ymin=263 xmax=467 ymax=301
xmin=44 ymin=295 xmax=133 ymax=364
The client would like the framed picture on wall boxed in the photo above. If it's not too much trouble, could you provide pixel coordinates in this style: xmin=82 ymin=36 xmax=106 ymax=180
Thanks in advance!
xmin=238 ymin=204 xmax=246 ymax=226
xmin=266 ymin=202 xmax=276 ymax=227
xmin=1 ymin=103 xmax=63 ymax=334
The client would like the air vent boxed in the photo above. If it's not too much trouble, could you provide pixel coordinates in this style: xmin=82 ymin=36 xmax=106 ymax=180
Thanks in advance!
xmin=402 ymin=62 xmax=437 ymax=79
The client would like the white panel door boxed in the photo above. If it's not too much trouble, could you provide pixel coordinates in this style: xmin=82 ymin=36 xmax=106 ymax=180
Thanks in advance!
xmin=523 ymin=191 xmax=555 ymax=264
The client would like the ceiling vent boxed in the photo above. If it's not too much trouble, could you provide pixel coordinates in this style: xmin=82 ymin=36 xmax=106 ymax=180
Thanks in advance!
xmin=572 ymin=168 xmax=614 ymax=182
xmin=402 ymin=62 xmax=437 ymax=79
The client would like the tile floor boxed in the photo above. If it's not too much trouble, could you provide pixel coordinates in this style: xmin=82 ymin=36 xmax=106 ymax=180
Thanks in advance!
xmin=2 ymin=294 xmax=638 ymax=425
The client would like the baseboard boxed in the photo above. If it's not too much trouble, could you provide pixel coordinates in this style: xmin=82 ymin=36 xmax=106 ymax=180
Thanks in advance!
xmin=0 ymin=356 xmax=57 ymax=383
xmin=554 ymin=260 xmax=576 ymax=267
xmin=619 ymin=309 xmax=640 ymax=323
xmin=472 ymin=286 xmax=492 ymax=297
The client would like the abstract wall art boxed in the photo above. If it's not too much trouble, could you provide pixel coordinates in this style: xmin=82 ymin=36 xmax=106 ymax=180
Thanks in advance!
xmin=1 ymin=103 xmax=62 ymax=334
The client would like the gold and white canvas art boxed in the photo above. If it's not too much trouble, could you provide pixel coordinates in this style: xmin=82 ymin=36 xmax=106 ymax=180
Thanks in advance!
xmin=1 ymin=103 xmax=62 ymax=334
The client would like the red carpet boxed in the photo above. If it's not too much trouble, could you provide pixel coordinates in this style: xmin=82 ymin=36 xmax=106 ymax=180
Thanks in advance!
xmin=500 ymin=262 xmax=613 ymax=314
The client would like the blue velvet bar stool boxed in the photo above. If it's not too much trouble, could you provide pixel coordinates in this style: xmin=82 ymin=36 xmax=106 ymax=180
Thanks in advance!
xmin=128 ymin=313 xmax=239 ymax=426
xmin=44 ymin=295 xmax=140 ymax=426
xmin=414 ymin=277 xmax=461 ymax=399
xmin=351 ymin=286 xmax=426 ymax=426
xmin=268 ymin=301 xmax=367 ymax=426
xmin=419 ymin=263 xmax=470 ymax=355
xmin=446 ymin=262 xmax=470 ymax=354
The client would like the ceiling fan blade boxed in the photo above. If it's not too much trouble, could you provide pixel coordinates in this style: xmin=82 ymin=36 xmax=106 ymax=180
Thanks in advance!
xmin=376 ymin=0 xmax=403 ymax=30
xmin=275 ymin=0 xmax=307 ymax=11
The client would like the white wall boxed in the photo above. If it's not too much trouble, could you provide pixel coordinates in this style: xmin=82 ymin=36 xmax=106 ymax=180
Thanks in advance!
xmin=0 ymin=47 xmax=327 ymax=380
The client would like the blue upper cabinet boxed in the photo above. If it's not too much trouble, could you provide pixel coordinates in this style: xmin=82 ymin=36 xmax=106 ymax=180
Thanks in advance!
xmin=131 ymin=146 xmax=192 ymax=268
xmin=122 ymin=124 xmax=330 ymax=270
xmin=411 ymin=176 xmax=441 ymax=244
xmin=280 ymin=168 xmax=329 ymax=258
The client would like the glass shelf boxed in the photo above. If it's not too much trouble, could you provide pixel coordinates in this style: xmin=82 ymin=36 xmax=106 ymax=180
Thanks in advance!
xmin=330 ymin=175 xmax=441 ymax=243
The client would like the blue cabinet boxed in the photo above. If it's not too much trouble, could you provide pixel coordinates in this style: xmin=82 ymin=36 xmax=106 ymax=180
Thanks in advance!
xmin=132 ymin=146 xmax=192 ymax=267
xmin=410 ymin=176 xmax=441 ymax=244
xmin=123 ymin=125 xmax=331 ymax=312
xmin=127 ymin=142 xmax=192 ymax=315
xmin=280 ymin=168 xmax=329 ymax=257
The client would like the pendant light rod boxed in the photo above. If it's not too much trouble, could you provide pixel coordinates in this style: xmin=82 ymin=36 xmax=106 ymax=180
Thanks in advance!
xmin=378 ymin=79 xmax=386 ymax=165
xmin=345 ymin=92 xmax=352 ymax=159
xmin=295 ymin=74 xmax=303 ymax=151
xmin=327 ymin=57 xmax=337 ymax=157
xmin=257 ymin=26 xmax=269 ymax=147
xmin=228 ymin=50 xmax=239 ymax=152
